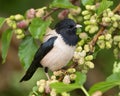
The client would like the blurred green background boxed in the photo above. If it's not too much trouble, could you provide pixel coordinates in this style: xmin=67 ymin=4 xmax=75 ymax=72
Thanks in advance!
xmin=0 ymin=0 xmax=119 ymax=96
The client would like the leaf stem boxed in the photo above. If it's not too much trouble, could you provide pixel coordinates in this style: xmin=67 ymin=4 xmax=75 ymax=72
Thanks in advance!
xmin=80 ymin=86 xmax=90 ymax=96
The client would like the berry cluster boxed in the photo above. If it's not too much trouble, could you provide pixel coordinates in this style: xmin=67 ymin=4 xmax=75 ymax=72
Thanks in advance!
xmin=97 ymin=33 xmax=112 ymax=49
xmin=71 ymin=5 xmax=120 ymax=73
xmin=113 ymin=61 xmax=120 ymax=73
xmin=30 ymin=68 xmax=77 ymax=96
xmin=113 ymin=35 xmax=120 ymax=59
xmin=102 ymin=8 xmax=120 ymax=30
xmin=58 ymin=7 xmax=82 ymax=22
xmin=73 ymin=44 xmax=94 ymax=73
xmin=101 ymin=8 xmax=120 ymax=58
xmin=6 ymin=7 xmax=46 ymax=39
xmin=82 ymin=5 xmax=99 ymax=34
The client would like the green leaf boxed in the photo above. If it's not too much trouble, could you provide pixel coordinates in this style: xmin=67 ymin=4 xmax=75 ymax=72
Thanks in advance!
xmin=18 ymin=36 xmax=38 ymax=69
xmin=89 ymin=72 xmax=120 ymax=95
xmin=81 ymin=0 xmax=94 ymax=6
xmin=50 ymin=72 xmax=86 ymax=93
xmin=88 ymin=81 xmax=120 ymax=95
xmin=50 ymin=0 xmax=77 ymax=9
xmin=50 ymin=82 xmax=80 ymax=93
xmin=96 ymin=0 xmax=113 ymax=16
xmin=0 ymin=17 xmax=5 ymax=28
xmin=29 ymin=18 xmax=51 ymax=41
xmin=75 ymin=72 xmax=86 ymax=85
xmin=106 ymin=72 xmax=120 ymax=82
xmin=1 ymin=29 xmax=13 ymax=63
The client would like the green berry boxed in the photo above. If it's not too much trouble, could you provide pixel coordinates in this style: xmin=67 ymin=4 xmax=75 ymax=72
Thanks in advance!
xmin=16 ymin=34 xmax=25 ymax=39
xmin=51 ymin=75 xmax=56 ymax=80
xmin=84 ymin=21 xmax=91 ymax=25
xmin=50 ymin=89 xmax=57 ymax=96
xmin=84 ymin=44 xmax=90 ymax=52
xmin=98 ymin=35 xmax=105 ymax=40
xmin=38 ymin=86 xmax=44 ymax=93
xmin=79 ymin=50 xmax=86 ymax=57
xmin=105 ymin=41 xmax=112 ymax=49
xmin=97 ymin=40 xmax=105 ymax=49
xmin=70 ymin=74 xmax=76 ymax=80
xmin=78 ymin=57 xmax=85 ymax=65
xmin=14 ymin=29 xmax=23 ymax=34
xmin=79 ymin=32 xmax=88 ymax=40
xmin=76 ymin=46 xmax=82 ymax=52
xmin=113 ymin=21 xmax=118 ymax=28
xmin=84 ymin=14 xmax=91 ymax=20
xmin=113 ymin=62 xmax=120 ymax=73
xmin=67 ymin=68 xmax=76 ymax=73
xmin=73 ymin=52 xmax=80 ymax=60
xmin=113 ymin=48 xmax=119 ymax=59
xmin=108 ymin=27 xmax=116 ymax=34
xmin=12 ymin=22 xmax=17 ymax=29
xmin=10 ymin=15 xmax=15 ymax=20
xmin=113 ymin=36 xmax=120 ymax=42
xmin=14 ymin=14 xmax=24 ymax=21
xmin=85 ymin=25 xmax=91 ymax=31
xmin=90 ymin=19 xmax=97 ymax=24
xmin=90 ymin=5 xmax=96 ymax=10
xmin=37 ymin=79 xmax=46 ymax=86
xmin=61 ymin=92 xmax=70 ymax=96
xmin=105 ymin=34 xmax=112 ymax=40
xmin=35 ymin=7 xmax=46 ymax=17
xmin=89 ymin=26 xmax=98 ymax=34
xmin=118 ymin=42 xmax=120 ymax=48
xmin=106 ymin=8 xmax=111 ymax=12
xmin=104 ymin=17 xmax=111 ymax=23
xmin=85 ymin=5 xmax=91 ymax=10
xmin=108 ymin=11 xmax=114 ymax=17
xmin=85 ymin=61 xmax=94 ymax=69
xmin=111 ymin=16 xmax=117 ymax=21
xmin=103 ymin=12 xmax=107 ymax=17
xmin=85 ymin=55 xmax=93 ymax=61
xmin=53 ymin=70 xmax=63 ymax=76
xmin=78 ymin=40 xmax=85 ymax=46
xmin=82 ymin=10 xmax=90 ymax=15
xmin=70 ymin=7 xmax=81 ymax=15
xmin=114 ymin=14 xmax=120 ymax=20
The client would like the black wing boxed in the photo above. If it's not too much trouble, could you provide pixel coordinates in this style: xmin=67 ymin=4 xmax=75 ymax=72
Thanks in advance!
xmin=20 ymin=36 xmax=57 ymax=82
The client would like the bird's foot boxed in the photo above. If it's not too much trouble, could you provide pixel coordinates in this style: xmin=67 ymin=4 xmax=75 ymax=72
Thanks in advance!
xmin=45 ymin=72 xmax=51 ymax=80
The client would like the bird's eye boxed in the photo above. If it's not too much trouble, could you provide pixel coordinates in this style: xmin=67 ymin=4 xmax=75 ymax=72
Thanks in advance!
xmin=69 ymin=25 xmax=74 ymax=28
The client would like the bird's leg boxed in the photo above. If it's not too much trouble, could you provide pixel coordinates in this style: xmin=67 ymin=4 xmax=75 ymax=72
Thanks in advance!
xmin=44 ymin=67 xmax=50 ymax=80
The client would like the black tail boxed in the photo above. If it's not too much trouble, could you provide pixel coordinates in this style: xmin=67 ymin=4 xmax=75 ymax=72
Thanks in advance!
xmin=20 ymin=61 xmax=40 ymax=82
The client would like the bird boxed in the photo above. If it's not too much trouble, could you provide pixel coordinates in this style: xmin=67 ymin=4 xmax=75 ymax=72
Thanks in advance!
xmin=20 ymin=18 xmax=82 ymax=82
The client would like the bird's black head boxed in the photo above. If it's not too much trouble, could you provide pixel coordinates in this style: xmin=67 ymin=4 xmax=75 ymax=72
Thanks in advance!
xmin=55 ymin=18 xmax=77 ymax=34
xmin=55 ymin=18 xmax=81 ymax=46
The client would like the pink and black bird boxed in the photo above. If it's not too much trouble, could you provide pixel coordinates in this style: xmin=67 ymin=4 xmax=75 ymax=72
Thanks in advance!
xmin=20 ymin=18 xmax=81 ymax=82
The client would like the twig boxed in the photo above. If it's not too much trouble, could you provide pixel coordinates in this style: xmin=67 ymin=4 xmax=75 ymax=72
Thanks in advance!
xmin=113 ymin=3 xmax=120 ymax=13
xmin=89 ymin=4 xmax=120 ymax=52
xmin=89 ymin=27 xmax=105 ymax=52
xmin=42 ymin=0 xmax=80 ymax=20
xmin=42 ymin=8 xmax=60 ymax=20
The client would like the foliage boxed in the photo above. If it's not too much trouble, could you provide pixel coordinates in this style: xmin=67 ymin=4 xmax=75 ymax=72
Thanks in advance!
xmin=0 ymin=0 xmax=120 ymax=96
xmin=18 ymin=36 xmax=38 ymax=69
xmin=1 ymin=29 xmax=13 ymax=63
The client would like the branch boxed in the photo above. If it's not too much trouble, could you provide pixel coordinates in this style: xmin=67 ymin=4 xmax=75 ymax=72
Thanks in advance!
xmin=42 ymin=8 xmax=60 ymax=20
xmin=42 ymin=0 xmax=79 ymax=20
xmin=89 ymin=4 xmax=120 ymax=52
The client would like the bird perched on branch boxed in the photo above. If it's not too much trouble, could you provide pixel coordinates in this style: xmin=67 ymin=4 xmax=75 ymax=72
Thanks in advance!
xmin=20 ymin=18 xmax=82 ymax=82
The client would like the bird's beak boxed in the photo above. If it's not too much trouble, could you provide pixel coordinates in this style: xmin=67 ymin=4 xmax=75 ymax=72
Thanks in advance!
xmin=76 ymin=24 xmax=82 ymax=28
